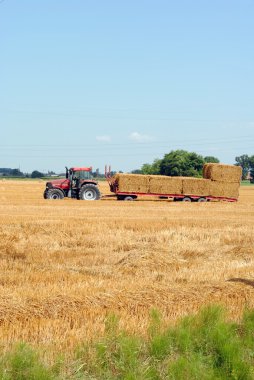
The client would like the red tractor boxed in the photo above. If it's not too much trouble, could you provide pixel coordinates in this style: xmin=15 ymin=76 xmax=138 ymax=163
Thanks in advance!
xmin=43 ymin=167 xmax=101 ymax=200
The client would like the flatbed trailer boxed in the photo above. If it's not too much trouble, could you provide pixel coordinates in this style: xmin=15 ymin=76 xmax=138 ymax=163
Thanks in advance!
xmin=104 ymin=166 xmax=238 ymax=203
xmin=110 ymin=191 xmax=237 ymax=202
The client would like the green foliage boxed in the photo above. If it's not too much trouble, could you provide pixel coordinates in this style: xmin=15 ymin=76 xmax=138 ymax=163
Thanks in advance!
xmin=0 ymin=168 xmax=24 ymax=177
xmin=204 ymin=156 xmax=220 ymax=163
xmin=138 ymin=151 xmax=220 ymax=177
xmin=0 ymin=343 xmax=55 ymax=380
xmin=168 ymin=354 xmax=215 ymax=380
xmin=141 ymin=159 xmax=162 ymax=175
xmin=91 ymin=314 xmax=147 ymax=379
xmin=249 ymin=155 xmax=254 ymax=182
xmin=235 ymin=154 xmax=251 ymax=179
xmin=159 ymin=150 xmax=204 ymax=177
xmin=10 ymin=169 xmax=24 ymax=177
xmin=31 ymin=170 xmax=45 ymax=178
xmin=2 ymin=306 xmax=254 ymax=379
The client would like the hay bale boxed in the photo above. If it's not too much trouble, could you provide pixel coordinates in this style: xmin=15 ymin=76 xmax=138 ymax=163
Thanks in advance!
xmin=203 ymin=163 xmax=242 ymax=183
xmin=182 ymin=178 xmax=211 ymax=196
xmin=202 ymin=163 xmax=210 ymax=179
xmin=209 ymin=181 xmax=240 ymax=199
xmin=115 ymin=174 xmax=150 ymax=193
xmin=149 ymin=175 xmax=183 ymax=195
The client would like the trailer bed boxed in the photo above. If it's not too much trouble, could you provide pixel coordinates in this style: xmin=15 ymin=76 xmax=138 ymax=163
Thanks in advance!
xmin=103 ymin=191 xmax=237 ymax=202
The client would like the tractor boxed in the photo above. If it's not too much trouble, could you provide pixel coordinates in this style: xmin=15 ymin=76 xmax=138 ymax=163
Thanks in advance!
xmin=43 ymin=167 xmax=101 ymax=200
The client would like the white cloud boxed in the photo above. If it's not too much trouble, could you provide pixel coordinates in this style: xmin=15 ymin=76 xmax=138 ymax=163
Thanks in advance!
xmin=96 ymin=135 xmax=111 ymax=142
xmin=129 ymin=132 xmax=154 ymax=143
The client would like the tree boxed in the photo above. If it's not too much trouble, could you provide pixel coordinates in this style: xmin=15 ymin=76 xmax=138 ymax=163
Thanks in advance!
xmin=10 ymin=168 xmax=24 ymax=177
xmin=159 ymin=150 xmax=204 ymax=177
xmin=249 ymin=155 xmax=254 ymax=183
xmin=141 ymin=159 xmax=161 ymax=175
xmin=31 ymin=170 xmax=44 ymax=178
xmin=204 ymin=156 xmax=220 ymax=163
xmin=235 ymin=154 xmax=250 ymax=179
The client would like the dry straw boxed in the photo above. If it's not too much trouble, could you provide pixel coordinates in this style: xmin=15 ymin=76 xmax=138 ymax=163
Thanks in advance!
xmin=209 ymin=181 xmax=240 ymax=199
xmin=0 ymin=180 xmax=253 ymax=361
xmin=203 ymin=163 xmax=242 ymax=183
xmin=149 ymin=176 xmax=183 ymax=194
xmin=182 ymin=178 xmax=210 ymax=196
xmin=113 ymin=163 xmax=241 ymax=199
xmin=116 ymin=174 xmax=150 ymax=193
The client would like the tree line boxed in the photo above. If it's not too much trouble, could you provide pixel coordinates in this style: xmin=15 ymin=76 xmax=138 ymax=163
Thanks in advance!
xmin=0 ymin=168 xmax=105 ymax=179
xmin=0 ymin=168 xmax=53 ymax=178
xmin=132 ymin=151 xmax=254 ymax=182
xmin=1 ymin=152 xmax=254 ymax=181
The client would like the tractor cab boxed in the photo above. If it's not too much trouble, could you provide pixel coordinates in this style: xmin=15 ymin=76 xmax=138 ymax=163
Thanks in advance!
xmin=66 ymin=167 xmax=93 ymax=185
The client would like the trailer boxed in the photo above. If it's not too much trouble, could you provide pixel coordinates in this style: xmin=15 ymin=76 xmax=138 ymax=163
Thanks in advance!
xmin=105 ymin=166 xmax=238 ymax=203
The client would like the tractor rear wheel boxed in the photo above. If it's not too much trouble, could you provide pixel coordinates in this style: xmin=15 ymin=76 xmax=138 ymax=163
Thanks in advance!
xmin=79 ymin=184 xmax=101 ymax=200
xmin=46 ymin=189 xmax=64 ymax=200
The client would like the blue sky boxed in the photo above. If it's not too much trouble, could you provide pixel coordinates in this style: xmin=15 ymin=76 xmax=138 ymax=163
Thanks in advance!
xmin=1 ymin=0 xmax=253 ymax=173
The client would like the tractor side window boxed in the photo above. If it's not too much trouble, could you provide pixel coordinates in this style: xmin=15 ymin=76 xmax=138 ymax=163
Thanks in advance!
xmin=79 ymin=171 xmax=92 ymax=179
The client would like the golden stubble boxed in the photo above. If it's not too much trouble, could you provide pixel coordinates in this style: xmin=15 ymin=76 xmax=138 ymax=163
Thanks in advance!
xmin=0 ymin=180 xmax=254 ymax=359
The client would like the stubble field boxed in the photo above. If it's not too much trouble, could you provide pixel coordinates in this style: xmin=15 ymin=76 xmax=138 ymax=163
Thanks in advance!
xmin=0 ymin=180 xmax=254 ymax=360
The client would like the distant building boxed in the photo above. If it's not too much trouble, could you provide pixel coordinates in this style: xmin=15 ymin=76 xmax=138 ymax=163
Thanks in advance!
xmin=246 ymin=170 xmax=253 ymax=181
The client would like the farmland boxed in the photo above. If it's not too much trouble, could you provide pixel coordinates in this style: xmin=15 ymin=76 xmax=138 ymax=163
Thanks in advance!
xmin=0 ymin=180 xmax=254 ymax=363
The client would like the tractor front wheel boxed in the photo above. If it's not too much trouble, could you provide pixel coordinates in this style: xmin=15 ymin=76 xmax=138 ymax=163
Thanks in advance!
xmin=45 ymin=189 xmax=64 ymax=200
xmin=79 ymin=184 xmax=101 ymax=200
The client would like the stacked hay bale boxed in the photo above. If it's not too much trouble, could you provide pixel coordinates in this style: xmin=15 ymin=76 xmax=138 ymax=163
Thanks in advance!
xmin=113 ymin=173 xmax=183 ymax=195
xmin=203 ymin=163 xmax=242 ymax=199
xmin=114 ymin=173 xmax=150 ymax=193
xmin=182 ymin=178 xmax=210 ymax=196
xmin=112 ymin=163 xmax=241 ymax=200
xmin=149 ymin=175 xmax=183 ymax=194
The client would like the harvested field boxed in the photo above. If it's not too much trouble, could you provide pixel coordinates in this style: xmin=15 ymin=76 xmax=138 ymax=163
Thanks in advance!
xmin=0 ymin=180 xmax=254 ymax=361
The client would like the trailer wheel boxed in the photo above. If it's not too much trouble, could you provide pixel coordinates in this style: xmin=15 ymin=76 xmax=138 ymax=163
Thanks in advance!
xmin=124 ymin=196 xmax=135 ymax=201
xmin=197 ymin=197 xmax=207 ymax=202
xmin=79 ymin=184 xmax=101 ymax=200
xmin=46 ymin=189 xmax=64 ymax=200
xmin=182 ymin=197 xmax=192 ymax=202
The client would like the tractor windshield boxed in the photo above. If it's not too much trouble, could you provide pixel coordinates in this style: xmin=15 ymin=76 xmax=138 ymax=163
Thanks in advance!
xmin=73 ymin=170 xmax=92 ymax=180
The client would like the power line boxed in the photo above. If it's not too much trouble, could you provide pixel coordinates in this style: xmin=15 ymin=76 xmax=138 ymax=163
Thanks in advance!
xmin=0 ymin=135 xmax=253 ymax=149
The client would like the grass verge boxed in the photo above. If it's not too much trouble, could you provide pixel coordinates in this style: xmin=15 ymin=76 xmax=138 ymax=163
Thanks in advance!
xmin=1 ymin=305 xmax=254 ymax=379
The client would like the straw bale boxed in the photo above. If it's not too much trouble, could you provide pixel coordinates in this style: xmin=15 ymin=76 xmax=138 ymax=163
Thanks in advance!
xmin=182 ymin=178 xmax=211 ymax=196
xmin=203 ymin=163 xmax=242 ymax=183
xmin=202 ymin=163 xmax=210 ymax=179
xmin=209 ymin=181 xmax=240 ymax=199
xmin=149 ymin=175 xmax=183 ymax=195
xmin=116 ymin=174 xmax=150 ymax=193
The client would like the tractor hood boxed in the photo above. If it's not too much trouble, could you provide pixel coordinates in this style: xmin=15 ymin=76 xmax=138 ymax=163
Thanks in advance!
xmin=46 ymin=178 xmax=70 ymax=189
xmin=46 ymin=178 xmax=97 ymax=189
